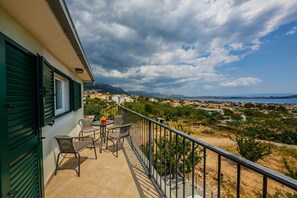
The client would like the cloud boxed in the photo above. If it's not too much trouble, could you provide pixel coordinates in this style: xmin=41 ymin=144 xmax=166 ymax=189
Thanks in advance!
xmin=285 ymin=26 xmax=297 ymax=35
xmin=92 ymin=64 xmax=224 ymax=94
xmin=65 ymin=0 xmax=297 ymax=95
xmin=204 ymin=85 xmax=214 ymax=90
xmin=220 ymin=77 xmax=262 ymax=87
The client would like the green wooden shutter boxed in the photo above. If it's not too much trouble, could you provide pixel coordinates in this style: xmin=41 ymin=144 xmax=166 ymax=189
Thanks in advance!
xmin=73 ymin=81 xmax=82 ymax=111
xmin=9 ymin=147 xmax=40 ymax=197
xmin=1 ymin=37 xmax=43 ymax=198
xmin=41 ymin=58 xmax=55 ymax=126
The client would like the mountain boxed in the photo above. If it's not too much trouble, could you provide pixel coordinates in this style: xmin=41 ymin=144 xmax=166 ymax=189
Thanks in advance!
xmin=84 ymin=83 xmax=126 ymax=94
xmin=126 ymin=91 xmax=166 ymax=97
xmin=126 ymin=91 xmax=185 ymax=99
xmin=84 ymin=83 xmax=297 ymax=100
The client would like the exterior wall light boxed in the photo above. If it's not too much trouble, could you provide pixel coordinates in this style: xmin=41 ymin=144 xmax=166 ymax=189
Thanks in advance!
xmin=75 ymin=68 xmax=84 ymax=73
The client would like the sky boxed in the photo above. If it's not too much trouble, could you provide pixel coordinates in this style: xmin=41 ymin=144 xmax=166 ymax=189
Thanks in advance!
xmin=66 ymin=0 xmax=297 ymax=96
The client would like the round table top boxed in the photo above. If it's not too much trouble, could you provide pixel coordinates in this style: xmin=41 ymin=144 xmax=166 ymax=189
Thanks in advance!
xmin=91 ymin=120 xmax=114 ymax=126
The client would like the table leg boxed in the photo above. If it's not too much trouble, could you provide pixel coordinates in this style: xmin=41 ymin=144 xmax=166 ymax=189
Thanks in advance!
xmin=100 ymin=126 xmax=103 ymax=153
xmin=99 ymin=126 xmax=107 ymax=153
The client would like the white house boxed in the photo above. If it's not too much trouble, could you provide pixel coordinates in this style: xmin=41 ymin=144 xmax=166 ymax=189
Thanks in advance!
xmin=0 ymin=1 xmax=94 ymax=197
xmin=112 ymin=94 xmax=134 ymax=104
xmin=149 ymin=97 xmax=158 ymax=102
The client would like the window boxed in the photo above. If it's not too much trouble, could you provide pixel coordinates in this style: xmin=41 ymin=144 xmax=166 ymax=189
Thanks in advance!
xmin=54 ymin=73 xmax=70 ymax=116
xmin=55 ymin=79 xmax=63 ymax=110
xmin=41 ymin=56 xmax=82 ymax=126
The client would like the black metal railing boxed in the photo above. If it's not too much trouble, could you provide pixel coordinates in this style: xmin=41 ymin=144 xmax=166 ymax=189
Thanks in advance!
xmin=118 ymin=105 xmax=297 ymax=198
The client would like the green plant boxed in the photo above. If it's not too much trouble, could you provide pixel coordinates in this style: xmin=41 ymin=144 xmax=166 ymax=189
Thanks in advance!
xmin=141 ymin=134 xmax=203 ymax=179
xmin=153 ymin=135 xmax=202 ymax=178
xmin=230 ymin=135 xmax=271 ymax=162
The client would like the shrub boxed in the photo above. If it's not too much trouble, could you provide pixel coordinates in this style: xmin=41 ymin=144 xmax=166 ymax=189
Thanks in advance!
xmin=141 ymin=135 xmax=203 ymax=178
xmin=230 ymin=135 xmax=271 ymax=162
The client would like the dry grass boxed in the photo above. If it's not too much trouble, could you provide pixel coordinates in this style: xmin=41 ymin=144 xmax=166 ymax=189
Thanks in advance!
xmin=169 ymin=122 xmax=297 ymax=197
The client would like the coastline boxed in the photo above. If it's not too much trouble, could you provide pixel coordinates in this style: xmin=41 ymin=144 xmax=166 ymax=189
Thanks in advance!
xmin=190 ymin=98 xmax=297 ymax=105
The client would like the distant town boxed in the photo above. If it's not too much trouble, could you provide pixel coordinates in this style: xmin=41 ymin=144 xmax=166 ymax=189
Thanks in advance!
xmin=84 ymin=89 xmax=297 ymax=124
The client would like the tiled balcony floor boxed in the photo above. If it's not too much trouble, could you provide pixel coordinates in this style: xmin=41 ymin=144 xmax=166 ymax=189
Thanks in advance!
xmin=45 ymin=140 xmax=160 ymax=198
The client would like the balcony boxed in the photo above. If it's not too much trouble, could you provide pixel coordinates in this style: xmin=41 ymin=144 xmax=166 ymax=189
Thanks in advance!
xmin=46 ymin=105 xmax=297 ymax=197
xmin=45 ymin=140 xmax=160 ymax=197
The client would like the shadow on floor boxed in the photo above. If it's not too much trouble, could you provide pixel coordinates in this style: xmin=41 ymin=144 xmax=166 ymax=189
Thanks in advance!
xmin=58 ymin=156 xmax=88 ymax=170
xmin=122 ymin=141 xmax=161 ymax=198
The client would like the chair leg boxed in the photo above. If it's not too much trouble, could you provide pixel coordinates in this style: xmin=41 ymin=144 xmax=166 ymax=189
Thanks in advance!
xmin=79 ymin=130 xmax=83 ymax=140
xmin=77 ymin=153 xmax=80 ymax=177
xmin=116 ymin=139 xmax=119 ymax=158
xmin=93 ymin=141 xmax=97 ymax=159
xmin=55 ymin=153 xmax=61 ymax=175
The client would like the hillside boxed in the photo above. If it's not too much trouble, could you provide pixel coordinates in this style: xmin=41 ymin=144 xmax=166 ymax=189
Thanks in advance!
xmin=84 ymin=83 xmax=126 ymax=94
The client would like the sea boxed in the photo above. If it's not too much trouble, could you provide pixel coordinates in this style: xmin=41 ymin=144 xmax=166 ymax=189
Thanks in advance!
xmin=192 ymin=98 xmax=297 ymax=105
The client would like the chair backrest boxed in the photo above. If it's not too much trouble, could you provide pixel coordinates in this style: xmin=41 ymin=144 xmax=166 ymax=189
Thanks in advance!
xmin=119 ymin=123 xmax=131 ymax=138
xmin=114 ymin=115 xmax=124 ymax=126
xmin=55 ymin=135 xmax=76 ymax=153
xmin=78 ymin=118 xmax=93 ymax=130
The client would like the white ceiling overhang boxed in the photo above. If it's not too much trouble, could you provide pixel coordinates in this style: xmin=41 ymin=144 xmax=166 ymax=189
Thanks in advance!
xmin=0 ymin=0 xmax=94 ymax=82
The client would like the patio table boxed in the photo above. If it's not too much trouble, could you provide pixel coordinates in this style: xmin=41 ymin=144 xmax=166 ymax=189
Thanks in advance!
xmin=91 ymin=120 xmax=114 ymax=153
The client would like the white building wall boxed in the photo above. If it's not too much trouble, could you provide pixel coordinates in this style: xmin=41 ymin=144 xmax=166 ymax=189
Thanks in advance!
xmin=0 ymin=6 xmax=84 ymax=185
xmin=112 ymin=95 xmax=134 ymax=104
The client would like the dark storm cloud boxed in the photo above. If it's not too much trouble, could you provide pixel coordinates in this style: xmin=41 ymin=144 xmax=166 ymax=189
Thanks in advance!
xmin=66 ymin=0 xmax=297 ymax=95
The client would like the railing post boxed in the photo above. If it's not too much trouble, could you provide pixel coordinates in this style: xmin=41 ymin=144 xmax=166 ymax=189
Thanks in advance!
xmin=119 ymin=106 xmax=297 ymax=197
xmin=117 ymin=104 xmax=120 ymax=115
xmin=148 ymin=120 xmax=153 ymax=178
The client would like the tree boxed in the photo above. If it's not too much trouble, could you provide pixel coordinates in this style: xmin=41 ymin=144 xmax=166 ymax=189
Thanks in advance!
xmin=144 ymin=103 xmax=153 ymax=114
xmin=230 ymin=135 xmax=271 ymax=162
xmin=84 ymin=98 xmax=116 ymax=119
xmin=152 ymin=134 xmax=202 ymax=178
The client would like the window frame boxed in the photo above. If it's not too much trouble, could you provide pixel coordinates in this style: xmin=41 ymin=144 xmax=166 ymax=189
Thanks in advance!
xmin=40 ymin=56 xmax=83 ymax=126
xmin=54 ymin=77 xmax=65 ymax=115
xmin=53 ymin=68 xmax=72 ymax=118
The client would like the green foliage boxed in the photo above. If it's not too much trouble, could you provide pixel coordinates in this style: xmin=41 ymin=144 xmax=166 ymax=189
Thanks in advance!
xmin=152 ymin=135 xmax=202 ymax=177
xmin=224 ymin=109 xmax=234 ymax=116
xmin=240 ymin=127 xmax=297 ymax=145
xmin=126 ymin=100 xmax=297 ymax=145
xmin=84 ymin=98 xmax=116 ymax=119
xmin=244 ymin=103 xmax=254 ymax=109
xmin=144 ymin=103 xmax=153 ymax=114
xmin=230 ymin=135 xmax=271 ymax=162
xmin=125 ymin=100 xmax=218 ymax=125
xmin=284 ymin=159 xmax=297 ymax=180
xmin=244 ymin=109 xmax=265 ymax=117
xmin=174 ymin=122 xmax=193 ymax=134
xmin=283 ymin=118 xmax=297 ymax=127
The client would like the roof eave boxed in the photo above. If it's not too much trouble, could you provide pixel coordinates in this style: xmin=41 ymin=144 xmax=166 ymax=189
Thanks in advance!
xmin=46 ymin=0 xmax=95 ymax=83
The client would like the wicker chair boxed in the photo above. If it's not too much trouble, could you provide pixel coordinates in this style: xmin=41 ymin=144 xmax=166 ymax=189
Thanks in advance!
xmin=106 ymin=123 xmax=132 ymax=158
xmin=107 ymin=115 xmax=124 ymax=129
xmin=54 ymin=135 xmax=97 ymax=177
xmin=78 ymin=118 xmax=98 ymax=139
xmin=114 ymin=115 xmax=124 ymax=125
